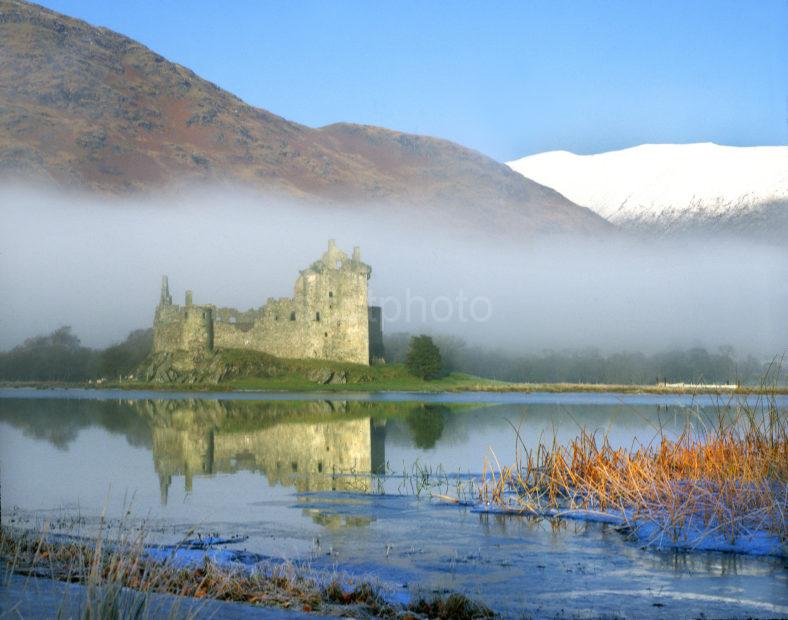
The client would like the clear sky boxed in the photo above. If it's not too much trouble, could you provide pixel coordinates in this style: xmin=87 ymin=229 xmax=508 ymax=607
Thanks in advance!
xmin=38 ymin=0 xmax=787 ymax=161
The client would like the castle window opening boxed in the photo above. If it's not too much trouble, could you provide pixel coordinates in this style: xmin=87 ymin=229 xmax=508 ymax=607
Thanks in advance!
xmin=324 ymin=332 xmax=328 ymax=337
xmin=317 ymin=462 xmax=323 ymax=473
xmin=315 ymin=312 xmax=320 ymax=321
xmin=335 ymin=260 xmax=341 ymax=269
xmin=329 ymin=291 xmax=333 ymax=298
xmin=290 ymin=311 xmax=296 ymax=321
xmin=291 ymin=462 xmax=298 ymax=472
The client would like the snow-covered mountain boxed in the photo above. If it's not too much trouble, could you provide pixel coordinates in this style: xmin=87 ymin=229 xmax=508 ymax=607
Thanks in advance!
xmin=507 ymin=143 xmax=788 ymax=235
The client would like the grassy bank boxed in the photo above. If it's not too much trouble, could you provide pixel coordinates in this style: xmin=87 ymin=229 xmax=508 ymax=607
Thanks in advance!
xmin=2 ymin=377 xmax=786 ymax=395
xmin=226 ymin=378 xmax=788 ymax=395
xmin=454 ymin=381 xmax=788 ymax=395
xmin=1 ymin=347 xmax=785 ymax=394
xmin=227 ymin=371 xmax=502 ymax=392
xmin=131 ymin=347 xmax=507 ymax=392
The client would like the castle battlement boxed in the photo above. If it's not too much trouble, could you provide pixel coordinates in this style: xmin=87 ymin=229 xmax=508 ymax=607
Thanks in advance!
xmin=153 ymin=241 xmax=384 ymax=365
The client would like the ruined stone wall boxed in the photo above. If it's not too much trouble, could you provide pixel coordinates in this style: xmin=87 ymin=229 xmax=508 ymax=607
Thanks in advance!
xmin=181 ymin=306 xmax=214 ymax=352
xmin=152 ymin=300 xmax=213 ymax=354
xmin=152 ymin=242 xmax=380 ymax=365
xmin=152 ymin=304 xmax=183 ymax=353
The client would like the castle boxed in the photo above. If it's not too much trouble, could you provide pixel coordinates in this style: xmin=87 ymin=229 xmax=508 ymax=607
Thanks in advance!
xmin=153 ymin=241 xmax=384 ymax=365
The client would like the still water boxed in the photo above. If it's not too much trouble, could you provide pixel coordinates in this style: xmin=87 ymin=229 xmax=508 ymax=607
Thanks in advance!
xmin=1 ymin=389 xmax=786 ymax=618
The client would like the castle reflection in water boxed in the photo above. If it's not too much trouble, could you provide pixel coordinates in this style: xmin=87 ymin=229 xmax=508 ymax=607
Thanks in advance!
xmin=137 ymin=400 xmax=388 ymax=504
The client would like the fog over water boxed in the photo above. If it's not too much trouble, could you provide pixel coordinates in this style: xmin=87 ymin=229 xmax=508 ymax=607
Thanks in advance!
xmin=1 ymin=184 xmax=786 ymax=356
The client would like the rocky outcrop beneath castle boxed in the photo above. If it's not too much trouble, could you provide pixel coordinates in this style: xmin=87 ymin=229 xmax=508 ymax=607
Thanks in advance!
xmin=138 ymin=351 xmax=245 ymax=384
xmin=137 ymin=349 xmax=373 ymax=385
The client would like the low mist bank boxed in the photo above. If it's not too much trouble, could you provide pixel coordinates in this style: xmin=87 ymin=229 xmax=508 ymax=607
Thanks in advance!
xmin=385 ymin=334 xmax=784 ymax=386
xmin=1 ymin=184 xmax=786 ymax=358
xmin=0 ymin=324 xmax=782 ymax=386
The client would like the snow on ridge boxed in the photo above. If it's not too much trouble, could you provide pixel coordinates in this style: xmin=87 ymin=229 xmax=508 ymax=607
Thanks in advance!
xmin=507 ymin=143 xmax=788 ymax=226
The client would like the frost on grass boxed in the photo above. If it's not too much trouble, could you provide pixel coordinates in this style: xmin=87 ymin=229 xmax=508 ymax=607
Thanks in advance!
xmin=472 ymin=392 xmax=787 ymax=557
xmin=0 ymin=524 xmax=493 ymax=618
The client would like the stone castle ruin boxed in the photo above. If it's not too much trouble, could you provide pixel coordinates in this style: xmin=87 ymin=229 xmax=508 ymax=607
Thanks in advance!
xmin=153 ymin=241 xmax=384 ymax=365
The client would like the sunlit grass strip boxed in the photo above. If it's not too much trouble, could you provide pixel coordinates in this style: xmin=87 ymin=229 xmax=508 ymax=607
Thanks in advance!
xmin=478 ymin=394 xmax=787 ymax=555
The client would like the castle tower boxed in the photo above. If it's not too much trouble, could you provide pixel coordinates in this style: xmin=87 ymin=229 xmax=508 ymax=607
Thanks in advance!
xmin=160 ymin=275 xmax=172 ymax=305
xmin=291 ymin=240 xmax=372 ymax=364
xmin=153 ymin=274 xmax=181 ymax=353
xmin=152 ymin=278 xmax=214 ymax=354
xmin=181 ymin=302 xmax=213 ymax=352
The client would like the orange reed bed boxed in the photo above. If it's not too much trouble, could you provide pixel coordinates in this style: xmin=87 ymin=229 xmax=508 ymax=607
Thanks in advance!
xmin=478 ymin=402 xmax=787 ymax=554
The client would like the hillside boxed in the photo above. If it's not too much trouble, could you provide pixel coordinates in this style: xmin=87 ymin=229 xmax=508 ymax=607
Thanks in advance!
xmin=508 ymin=143 xmax=788 ymax=236
xmin=0 ymin=0 xmax=610 ymax=235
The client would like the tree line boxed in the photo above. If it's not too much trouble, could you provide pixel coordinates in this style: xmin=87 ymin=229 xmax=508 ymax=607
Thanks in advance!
xmin=0 ymin=326 xmax=152 ymax=382
xmin=385 ymin=333 xmax=779 ymax=386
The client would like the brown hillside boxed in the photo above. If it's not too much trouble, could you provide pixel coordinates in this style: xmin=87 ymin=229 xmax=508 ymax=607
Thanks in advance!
xmin=0 ymin=0 xmax=611 ymax=234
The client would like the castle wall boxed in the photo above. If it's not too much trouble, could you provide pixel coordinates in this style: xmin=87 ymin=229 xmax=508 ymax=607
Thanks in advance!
xmin=181 ymin=306 xmax=213 ymax=352
xmin=152 ymin=242 xmax=379 ymax=365
xmin=368 ymin=306 xmax=384 ymax=361
xmin=153 ymin=305 xmax=186 ymax=353
xmin=153 ymin=303 xmax=214 ymax=354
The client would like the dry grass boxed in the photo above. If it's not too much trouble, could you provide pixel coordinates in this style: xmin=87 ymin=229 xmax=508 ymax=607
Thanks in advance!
xmin=0 ymin=523 xmax=323 ymax=616
xmin=0 ymin=521 xmax=495 ymax=618
xmin=478 ymin=392 xmax=787 ymax=551
xmin=407 ymin=593 xmax=495 ymax=620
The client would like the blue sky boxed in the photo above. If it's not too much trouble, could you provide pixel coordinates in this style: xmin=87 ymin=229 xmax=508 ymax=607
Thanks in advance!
xmin=40 ymin=0 xmax=787 ymax=161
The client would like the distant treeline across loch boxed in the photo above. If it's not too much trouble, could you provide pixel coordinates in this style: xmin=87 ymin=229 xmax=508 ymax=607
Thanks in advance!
xmin=0 ymin=326 xmax=781 ymax=387
xmin=383 ymin=334 xmax=780 ymax=387
xmin=0 ymin=327 xmax=152 ymax=383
